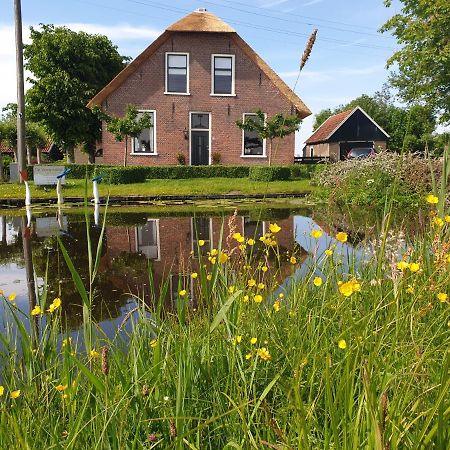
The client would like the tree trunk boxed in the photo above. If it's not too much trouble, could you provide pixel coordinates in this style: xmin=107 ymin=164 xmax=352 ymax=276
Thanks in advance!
xmin=88 ymin=148 xmax=95 ymax=164
xmin=26 ymin=144 xmax=32 ymax=165
xmin=66 ymin=147 xmax=75 ymax=164
xmin=268 ymin=139 xmax=273 ymax=166
xmin=123 ymin=137 xmax=128 ymax=167
xmin=36 ymin=147 xmax=42 ymax=164
xmin=0 ymin=153 xmax=3 ymax=182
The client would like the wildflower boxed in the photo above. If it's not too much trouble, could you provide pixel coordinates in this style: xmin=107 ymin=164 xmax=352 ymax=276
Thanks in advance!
xmin=257 ymin=283 xmax=265 ymax=290
xmin=0 ymin=290 xmax=3 ymax=296
xmin=198 ymin=240 xmax=205 ymax=247
xmin=90 ymin=349 xmax=100 ymax=359
xmin=150 ymin=339 xmax=158 ymax=348
xmin=313 ymin=277 xmax=323 ymax=287
xmin=335 ymin=231 xmax=348 ymax=243
xmin=273 ymin=299 xmax=281 ymax=312
xmin=338 ymin=279 xmax=360 ymax=297
xmin=426 ymin=194 xmax=439 ymax=204
xmin=437 ymin=292 xmax=448 ymax=303
xmin=164 ymin=396 xmax=170 ymax=401
xmin=247 ymin=238 xmax=255 ymax=246
xmin=250 ymin=337 xmax=257 ymax=345
xmin=10 ymin=390 xmax=21 ymax=399
xmin=396 ymin=261 xmax=410 ymax=271
xmin=206 ymin=273 xmax=212 ymax=281
xmin=8 ymin=292 xmax=17 ymax=302
xmin=228 ymin=286 xmax=236 ymax=294
xmin=247 ymin=279 xmax=256 ymax=287
xmin=31 ymin=305 xmax=42 ymax=316
xmin=243 ymin=295 xmax=249 ymax=303
xmin=325 ymin=249 xmax=333 ymax=257
xmin=232 ymin=232 xmax=245 ymax=243
xmin=261 ymin=266 xmax=268 ymax=272
xmin=269 ymin=223 xmax=281 ymax=234
xmin=179 ymin=289 xmax=187 ymax=297
xmin=0 ymin=386 xmax=4 ymax=396
xmin=245 ymin=352 xmax=252 ymax=360
xmin=409 ymin=262 xmax=420 ymax=273
xmin=338 ymin=339 xmax=347 ymax=349
xmin=290 ymin=256 xmax=297 ymax=265
xmin=432 ymin=217 xmax=444 ymax=227
xmin=47 ymin=297 xmax=61 ymax=313
xmin=406 ymin=285 xmax=414 ymax=294
xmin=310 ymin=229 xmax=322 ymax=239
xmin=279 ymin=293 xmax=284 ymax=299
xmin=268 ymin=240 xmax=277 ymax=246
xmin=210 ymin=249 xmax=218 ymax=257
xmin=191 ymin=272 xmax=198 ymax=280
xmin=55 ymin=384 xmax=68 ymax=392
xmin=235 ymin=335 xmax=242 ymax=344
xmin=254 ymin=294 xmax=263 ymax=304
xmin=210 ymin=256 xmax=217 ymax=265
xmin=219 ymin=252 xmax=228 ymax=264
xmin=257 ymin=347 xmax=271 ymax=361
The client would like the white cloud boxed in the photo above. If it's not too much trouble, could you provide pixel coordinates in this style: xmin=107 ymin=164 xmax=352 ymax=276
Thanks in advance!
xmin=61 ymin=23 xmax=160 ymax=41
xmin=302 ymin=0 xmax=323 ymax=6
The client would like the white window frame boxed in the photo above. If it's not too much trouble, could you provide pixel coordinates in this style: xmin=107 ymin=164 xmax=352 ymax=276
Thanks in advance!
xmin=242 ymin=216 xmax=266 ymax=239
xmin=165 ymin=52 xmax=190 ymax=95
xmin=190 ymin=217 xmax=213 ymax=258
xmin=240 ymin=112 xmax=267 ymax=158
xmin=189 ymin=111 xmax=212 ymax=166
xmin=131 ymin=109 xmax=157 ymax=156
xmin=135 ymin=219 xmax=160 ymax=260
xmin=211 ymin=54 xmax=236 ymax=96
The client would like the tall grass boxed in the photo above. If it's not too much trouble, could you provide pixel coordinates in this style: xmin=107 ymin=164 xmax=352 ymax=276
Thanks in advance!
xmin=0 ymin=189 xmax=449 ymax=448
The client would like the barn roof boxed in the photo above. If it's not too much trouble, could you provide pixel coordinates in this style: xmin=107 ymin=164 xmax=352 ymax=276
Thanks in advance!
xmin=87 ymin=10 xmax=311 ymax=118
xmin=305 ymin=106 xmax=389 ymax=144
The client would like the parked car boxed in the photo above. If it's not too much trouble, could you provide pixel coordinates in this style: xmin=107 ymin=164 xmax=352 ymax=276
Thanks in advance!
xmin=346 ymin=147 xmax=375 ymax=159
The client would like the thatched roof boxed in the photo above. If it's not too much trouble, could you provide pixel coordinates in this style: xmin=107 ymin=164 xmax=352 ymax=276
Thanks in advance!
xmin=167 ymin=9 xmax=235 ymax=33
xmin=87 ymin=10 xmax=311 ymax=119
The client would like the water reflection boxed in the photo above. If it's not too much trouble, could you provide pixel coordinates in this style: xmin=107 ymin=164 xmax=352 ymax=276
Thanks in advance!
xmin=0 ymin=207 xmax=365 ymax=336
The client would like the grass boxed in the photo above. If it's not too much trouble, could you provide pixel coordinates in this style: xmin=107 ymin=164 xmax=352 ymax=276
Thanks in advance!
xmin=0 ymin=172 xmax=449 ymax=448
xmin=0 ymin=178 xmax=313 ymax=200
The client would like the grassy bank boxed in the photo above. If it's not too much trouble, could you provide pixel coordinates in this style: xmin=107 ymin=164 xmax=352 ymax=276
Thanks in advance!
xmin=0 ymin=178 xmax=313 ymax=200
xmin=0 ymin=195 xmax=449 ymax=448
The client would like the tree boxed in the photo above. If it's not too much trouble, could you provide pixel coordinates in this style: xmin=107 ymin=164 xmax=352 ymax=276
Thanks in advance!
xmin=236 ymin=109 xmax=301 ymax=166
xmin=93 ymin=105 xmax=152 ymax=167
xmin=312 ymin=91 xmax=436 ymax=153
xmin=24 ymin=24 xmax=128 ymax=162
xmin=380 ymin=0 xmax=450 ymax=124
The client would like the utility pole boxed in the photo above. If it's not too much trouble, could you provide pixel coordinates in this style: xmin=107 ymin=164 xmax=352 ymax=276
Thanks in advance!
xmin=14 ymin=0 xmax=26 ymax=181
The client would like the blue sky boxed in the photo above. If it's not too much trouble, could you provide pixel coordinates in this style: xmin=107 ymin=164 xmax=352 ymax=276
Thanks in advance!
xmin=1 ymin=0 xmax=402 ymax=150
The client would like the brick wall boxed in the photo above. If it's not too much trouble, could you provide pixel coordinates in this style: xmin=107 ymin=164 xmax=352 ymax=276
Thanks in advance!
xmin=102 ymin=32 xmax=296 ymax=166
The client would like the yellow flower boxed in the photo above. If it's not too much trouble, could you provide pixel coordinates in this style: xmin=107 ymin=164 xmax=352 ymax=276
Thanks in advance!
xmin=254 ymin=294 xmax=263 ymax=304
xmin=257 ymin=347 xmax=271 ymax=361
xmin=279 ymin=293 xmax=284 ymax=299
xmin=55 ymin=384 xmax=68 ymax=392
xmin=310 ymin=229 xmax=322 ymax=239
xmin=290 ymin=256 xmax=297 ymax=265
xmin=396 ymin=261 xmax=410 ymax=271
xmin=426 ymin=194 xmax=439 ymax=204
xmin=409 ymin=262 xmax=420 ymax=273
xmin=247 ymin=238 xmax=255 ymax=246
xmin=437 ymin=292 xmax=448 ymax=303
xmin=8 ymin=292 xmax=17 ymax=302
xmin=47 ymin=297 xmax=62 ymax=313
xmin=247 ymin=279 xmax=256 ymax=287
xmin=31 ymin=305 xmax=42 ymax=316
xmin=191 ymin=272 xmax=198 ymax=279
xmin=206 ymin=273 xmax=212 ymax=281
xmin=243 ymin=295 xmax=249 ymax=303
xmin=228 ymin=286 xmax=235 ymax=294
xmin=338 ymin=339 xmax=347 ymax=349
xmin=0 ymin=386 xmax=4 ymax=396
xmin=239 ymin=244 xmax=247 ymax=251
xmin=219 ymin=252 xmax=229 ymax=264
xmin=0 ymin=289 xmax=3 ymax=296
xmin=179 ymin=289 xmax=187 ymax=297
xmin=335 ymin=232 xmax=348 ymax=243
xmin=269 ymin=223 xmax=281 ymax=234
xmin=235 ymin=335 xmax=242 ymax=344
xmin=245 ymin=352 xmax=252 ymax=360
xmin=261 ymin=266 xmax=268 ymax=272
xmin=325 ymin=249 xmax=333 ymax=257
xmin=250 ymin=337 xmax=257 ymax=345
xmin=198 ymin=240 xmax=205 ymax=247
xmin=210 ymin=248 xmax=218 ymax=257
xmin=232 ymin=232 xmax=245 ymax=243
xmin=338 ymin=279 xmax=360 ymax=297
xmin=433 ymin=217 xmax=444 ymax=227
xmin=257 ymin=283 xmax=265 ymax=290
xmin=150 ymin=339 xmax=158 ymax=348
xmin=406 ymin=286 xmax=414 ymax=294
xmin=445 ymin=216 xmax=450 ymax=223
xmin=10 ymin=390 xmax=21 ymax=399
xmin=90 ymin=349 xmax=100 ymax=359
xmin=313 ymin=277 xmax=323 ymax=287
xmin=62 ymin=337 xmax=72 ymax=347
xmin=273 ymin=299 xmax=281 ymax=312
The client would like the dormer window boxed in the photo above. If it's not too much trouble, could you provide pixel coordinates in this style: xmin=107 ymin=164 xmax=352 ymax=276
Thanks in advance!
xmin=165 ymin=52 xmax=189 ymax=94
xmin=211 ymin=54 xmax=235 ymax=95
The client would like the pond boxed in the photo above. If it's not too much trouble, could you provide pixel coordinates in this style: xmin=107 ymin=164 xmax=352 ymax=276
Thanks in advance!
xmin=0 ymin=203 xmax=369 ymax=338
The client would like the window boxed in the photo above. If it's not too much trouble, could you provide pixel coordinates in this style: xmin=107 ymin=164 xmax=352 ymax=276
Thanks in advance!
xmin=136 ymin=219 xmax=159 ymax=259
xmin=133 ymin=111 xmax=156 ymax=154
xmin=242 ymin=113 xmax=265 ymax=156
xmin=212 ymin=55 xmax=235 ymax=95
xmin=191 ymin=217 xmax=212 ymax=257
xmin=166 ymin=53 xmax=189 ymax=94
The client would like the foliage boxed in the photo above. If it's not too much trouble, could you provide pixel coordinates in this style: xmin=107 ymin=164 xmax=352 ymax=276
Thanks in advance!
xmin=107 ymin=166 xmax=148 ymax=185
xmin=381 ymin=0 xmax=450 ymax=124
xmin=249 ymin=166 xmax=291 ymax=182
xmin=211 ymin=151 xmax=221 ymax=165
xmin=312 ymin=91 xmax=437 ymax=153
xmin=93 ymin=105 xmax=151 ymax=167
xmin=176 ymin=152 xmax=186 ymax=165
xmin=24 ymin=24 xmax=128 ymax=161
xmin=236 ymin=109 xmax=301 ymax=165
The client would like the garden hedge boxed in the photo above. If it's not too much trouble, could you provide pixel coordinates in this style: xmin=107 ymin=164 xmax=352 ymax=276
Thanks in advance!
xmin=249 ymin=166 xmax=292 ymax=181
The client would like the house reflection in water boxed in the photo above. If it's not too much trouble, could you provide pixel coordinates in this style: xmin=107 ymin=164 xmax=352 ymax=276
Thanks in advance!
xmin=102 ymin=214 xmax=297 ymax=308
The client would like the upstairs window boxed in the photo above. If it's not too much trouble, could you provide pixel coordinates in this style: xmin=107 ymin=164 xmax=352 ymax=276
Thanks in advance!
xmin=212 ymin=55 xmax=235 ymax=95
xmin=166 ymin=53 xmax=189 ymax=94
xmin=242 ymin=113 xmax=265 ymax=156
xmin=133 ymin=111 xmax=156 ymax=154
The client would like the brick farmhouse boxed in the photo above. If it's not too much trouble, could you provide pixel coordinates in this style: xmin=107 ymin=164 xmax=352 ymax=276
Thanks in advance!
xmin=88 ymin=9 xmax=311 ymax=166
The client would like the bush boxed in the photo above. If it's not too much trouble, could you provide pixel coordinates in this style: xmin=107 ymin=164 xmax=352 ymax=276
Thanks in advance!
xmin=107 ymin=167 xmax=147 ymax=185
xmin=142 ymin=165 xmax=250 ymax=179
xmin=288 ymin=164 xmax=318 ymax=179
xmin=249 ymin=166 xmax=291 ymax=181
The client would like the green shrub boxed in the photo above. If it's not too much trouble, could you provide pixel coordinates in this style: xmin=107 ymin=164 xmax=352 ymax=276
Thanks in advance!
xmin=107 ymin=167 xmax=148 ymax=185
xmin=142 ymin=165 xmax=250 ymax=179
xmin=249 ymin=166 xmax=291 ymax=181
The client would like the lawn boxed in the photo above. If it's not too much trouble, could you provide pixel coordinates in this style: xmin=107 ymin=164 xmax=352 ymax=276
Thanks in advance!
xmin=0 ymin=177 xmax=313 ymax=200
